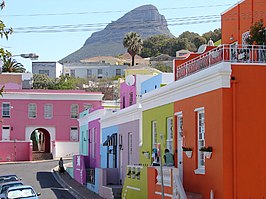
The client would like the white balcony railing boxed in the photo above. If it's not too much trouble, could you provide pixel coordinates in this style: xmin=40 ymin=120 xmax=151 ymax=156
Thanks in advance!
xmin=176 ymin=44 xmax=266 ymax=80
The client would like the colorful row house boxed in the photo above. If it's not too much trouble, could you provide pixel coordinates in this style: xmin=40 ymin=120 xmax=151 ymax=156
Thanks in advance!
xmin=72 ymin=1 xmax=266 ymax=198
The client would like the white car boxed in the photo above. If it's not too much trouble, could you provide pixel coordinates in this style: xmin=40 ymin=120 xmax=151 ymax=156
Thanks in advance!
xmin=0 ymin=181 xmax=24 ymax=199
xmin=3 ymin=185 xmax=40 ymax=199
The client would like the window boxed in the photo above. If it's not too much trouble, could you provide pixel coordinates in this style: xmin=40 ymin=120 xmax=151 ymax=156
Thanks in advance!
xmin=87 ymin=69 xmax=92 ymax=77
xmin=90 ymin=128 xmax=96 ymax=158
xmin=28 ymin=103 xmax=37 ymax=118
xmin=70 ymin=69 xmax=75 ymax=77
xmin=166 ymin=117 xmax=173 ymax=153
xmin=2 ymin=103 xmax=11 ymax=118
xmin=44 ymin=104 xmax=53 ymax=119
xmin=2 ymin=126 xmax=10 ymax=140
xmin=129 ymin=92 xmax=133 ymax=106
xmin=195 ymin=107 xmax=205 ymax=174
xmin=71 ymin=104 xmax=79 ymax=119
xmin=39 ymin=70 xmax=49 ymax=76
xmin=152 ymin=121 xmax=157 ymax=148
xmin=116 ymin=69 xmax=121 ymax=76
xmin=122 ymin=96 xmax=125 ymax=109
xmin=128 ymin=132 xmax=133 ymax=165
xmin=98 ymin=69 xmax=103 ymax=78
xmin=70 ymin=127 xmax=78 ymax=141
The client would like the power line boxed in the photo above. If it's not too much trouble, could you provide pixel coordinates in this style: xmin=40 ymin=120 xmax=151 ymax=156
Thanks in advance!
xmin=0 ymin=4 xmax=233 ymax=18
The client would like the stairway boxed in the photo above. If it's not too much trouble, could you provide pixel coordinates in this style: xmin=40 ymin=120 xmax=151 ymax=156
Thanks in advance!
xmin=32 ymin=151 xmax=53 ymax=160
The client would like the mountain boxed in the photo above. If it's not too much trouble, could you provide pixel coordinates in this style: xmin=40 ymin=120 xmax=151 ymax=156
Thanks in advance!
xmin=60 ymin=4 xmax=174 ymax=63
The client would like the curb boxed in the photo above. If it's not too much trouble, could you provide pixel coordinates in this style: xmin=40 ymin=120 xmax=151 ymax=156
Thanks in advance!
xmin=51 ymin=167 xmax=87 ymax=199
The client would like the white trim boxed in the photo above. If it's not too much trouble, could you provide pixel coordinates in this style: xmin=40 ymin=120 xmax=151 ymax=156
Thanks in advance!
xmin=175 ymin=111 xmax=182 ymax=116
xmin=101 ymin=103 xmax=141 ymax=128
xmin=194 ymin=168 xmax=205 ymax=175
xmin=141 ymin=62 xmax=231 ymax=111
xmin=194 ymin=107 xmax=204 ymax=112
xmin=155 ymin=192 xmax=172 ymax=198
xmin=2 ymin=92 xmax=103 ymax=101
xmin=220 ymin=0 xmax=245 ymax=16
xmin=25 ymin=126 xmax=56 ymax=142
xmin=126 ymin=186 xmax=140 ymax=191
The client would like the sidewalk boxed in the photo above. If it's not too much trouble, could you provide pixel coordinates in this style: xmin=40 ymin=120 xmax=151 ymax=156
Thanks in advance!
xmin=52 ymin=169 xmax=103 ymax=199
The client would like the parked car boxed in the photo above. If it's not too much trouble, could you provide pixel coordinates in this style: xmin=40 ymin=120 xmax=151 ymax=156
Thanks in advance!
xmin=0 ymin=175 xmax=21 ymax=184
xmin=3 ymin=185 xmax=40 ymax=199
xmin=0 ymin=181 xmax=24 ymax=198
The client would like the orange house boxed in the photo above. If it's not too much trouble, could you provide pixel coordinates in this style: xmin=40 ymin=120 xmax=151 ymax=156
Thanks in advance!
xmin=147 ymin=1 xmax=266 ymax=198
xmin=222 ymin=0 xmax=266 ymax=44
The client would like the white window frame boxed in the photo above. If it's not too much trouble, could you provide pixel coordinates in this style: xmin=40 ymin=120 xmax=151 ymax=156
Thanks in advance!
xmin=128 ymin=132 xmax=133 ymax=165
xmin=71 ymin=104 xmax=79 ymax=119
xmin=28 ymin=103 xmax=37 ymax=118
xmin=44 ymin=104 xmax=53 ymax=119
xmin=70 ymin=127 xmax=79 ymax=141
xmin=166 ymin=117 xmax=173 ymax=153
xmin=90 ymin=127 xmax=96 ymax=158
xmin=194 ymin=107 xmax=205 ymax=175
xmin=2 ymin=125 xmax=10 ymax=140
xmin=152 ymin=121 xmax=157 ymax=147
xmin=2 ymin=102 xmax=11 ymax=118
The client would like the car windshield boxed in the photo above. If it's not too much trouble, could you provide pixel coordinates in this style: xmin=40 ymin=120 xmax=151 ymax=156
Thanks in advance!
xmin=7 ymin=188 xmax=36 ymax=199
xmin=0 ymin=176 xmax=18 ymax=183
xmin=1 ymin=182 xmax=23 ymax=194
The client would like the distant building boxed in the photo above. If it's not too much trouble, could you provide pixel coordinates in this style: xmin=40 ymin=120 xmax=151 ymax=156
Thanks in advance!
xmin=32 ymin=61 xmax=63 ymax=78
xmin=62 ymin=62 xmax=127 ymax=79
xmin=0 ymin=73 xmax=33 ymax=90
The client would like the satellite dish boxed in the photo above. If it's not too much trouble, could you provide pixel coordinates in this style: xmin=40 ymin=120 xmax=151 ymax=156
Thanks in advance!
xmin=125 ymin=75 xmax=135 ymax=86
xmin=198 ymin=44 xmax=207 ymax=53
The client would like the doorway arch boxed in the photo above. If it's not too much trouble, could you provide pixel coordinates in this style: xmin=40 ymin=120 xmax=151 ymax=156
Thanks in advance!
xmin=30 ymin=128 xmax=51 ymax=153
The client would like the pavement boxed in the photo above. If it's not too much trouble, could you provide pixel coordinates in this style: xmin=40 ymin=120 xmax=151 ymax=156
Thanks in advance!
xmin=52 ymin=165 xmax=103 ymax=199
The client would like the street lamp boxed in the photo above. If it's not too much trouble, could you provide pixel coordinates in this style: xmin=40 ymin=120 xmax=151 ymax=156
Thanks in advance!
xmin=13 ymin=53 xmax=39 ymax=60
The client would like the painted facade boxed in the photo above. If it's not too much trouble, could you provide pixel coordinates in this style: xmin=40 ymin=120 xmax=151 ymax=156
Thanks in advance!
xmin=0 ymin=89 xmax=103 ymax=161
xmin=141 ymin=73 xmax=174 ymax=95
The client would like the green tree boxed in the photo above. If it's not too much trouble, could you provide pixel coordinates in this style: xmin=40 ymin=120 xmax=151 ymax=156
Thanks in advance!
xmin=202 ymin=28 xmax=221 ymax=43
xmin=193 ymin=36 xmax=207 ymax=49
xmin=1 ymin=57 xmax=26 ymax=73
xmin=246 ymin=19 xmax=266 ymax=45
xmin=33 ymin=74 xmax=54 ymax=89
xmin=123 ymin=32 xmax=143 ymax=66
xmin=0 ymin=0 xmax=13 ymax=95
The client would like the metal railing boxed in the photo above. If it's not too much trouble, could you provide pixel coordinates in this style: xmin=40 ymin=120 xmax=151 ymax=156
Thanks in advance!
xmin=176 ymin=44 xmax=266 ymax=80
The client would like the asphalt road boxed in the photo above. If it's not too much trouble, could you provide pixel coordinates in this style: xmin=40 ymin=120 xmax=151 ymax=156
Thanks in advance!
xmin=0 ymin=160 xmax=76 ymax=199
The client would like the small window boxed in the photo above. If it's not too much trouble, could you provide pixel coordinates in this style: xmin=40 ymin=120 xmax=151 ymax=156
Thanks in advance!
xmin=116 ymin=69 xmax=121 ymax=76
xmin=71 ymin=104 xmax=79 ymax=119
xmin=129 ymin=92 xmax=133 ymax=106
xmin=70 ymin=127 xmax=78 ymax=141
xmin=166 ymin=117 xmax=173 ymax=153
xmin=70 ymin=69 xmax=75 ymax=77
xmin=152 ymin=121 xmax=157 ymax=147
xmin=44 ymin=104 xmax=53 ymax=119
xmin=2 ymin=103 xmax=11 ymax=118
xmin=87 ymin=69 xmax=92 ymax=77
xmin=28 ymin=103 xmax=37 ymax=118
xmin=128 ymin=132 xmax=133 ymax=165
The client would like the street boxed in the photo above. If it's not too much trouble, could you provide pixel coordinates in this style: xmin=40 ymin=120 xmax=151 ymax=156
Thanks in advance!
xmin=0 ymin=160 xmax=75 ymax=199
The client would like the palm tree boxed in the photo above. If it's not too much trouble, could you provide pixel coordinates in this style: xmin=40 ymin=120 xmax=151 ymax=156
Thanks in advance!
xmin=123 ymin=32 xmax=143 ymax=66
xmin=1 ymin=57 xmax=26 ymax=73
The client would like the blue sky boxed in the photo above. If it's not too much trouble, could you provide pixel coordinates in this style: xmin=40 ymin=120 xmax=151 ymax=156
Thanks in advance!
xmin=0 ymin=0 xmax=238 ymax=71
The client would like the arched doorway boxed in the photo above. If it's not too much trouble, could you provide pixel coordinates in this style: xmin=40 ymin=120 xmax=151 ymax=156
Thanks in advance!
xmin=30 ymin=128 xmax=51 ymax=153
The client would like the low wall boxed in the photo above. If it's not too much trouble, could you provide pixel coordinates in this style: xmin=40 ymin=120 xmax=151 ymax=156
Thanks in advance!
xmin=53 ymin=141 xmax=79 ymax=158
xmin=0 ymin=141 xmax=32 ymax=162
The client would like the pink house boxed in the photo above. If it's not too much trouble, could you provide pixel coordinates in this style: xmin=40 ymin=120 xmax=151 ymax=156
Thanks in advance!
xmin=0 ymin=89 xmax=103 ymax=162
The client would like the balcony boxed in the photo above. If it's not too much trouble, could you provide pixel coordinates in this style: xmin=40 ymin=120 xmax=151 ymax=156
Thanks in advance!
xmin=176 ymin=44 xmax=266 ymax=80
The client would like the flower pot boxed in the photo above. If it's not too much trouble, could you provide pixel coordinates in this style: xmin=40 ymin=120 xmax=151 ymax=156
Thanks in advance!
xmin=184 ymin=151 xmax=192 ymax=158
xmin=204 ymin=151 xmax=212 ymax=159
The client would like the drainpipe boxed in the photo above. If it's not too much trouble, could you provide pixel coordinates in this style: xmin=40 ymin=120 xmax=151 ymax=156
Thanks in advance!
xmin=232 ymin=76 xmax=237 ymax=199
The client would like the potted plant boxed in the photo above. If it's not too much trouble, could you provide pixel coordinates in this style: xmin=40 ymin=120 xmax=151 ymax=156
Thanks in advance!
xmin=182 ymin=146 xmax=193 ymax=158
xmin=199 ymin=146 xmax=213 ymax=159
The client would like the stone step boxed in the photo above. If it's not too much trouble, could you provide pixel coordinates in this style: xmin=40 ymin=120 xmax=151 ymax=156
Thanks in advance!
xmin=32 ymin=152 xmax=53 ymax=161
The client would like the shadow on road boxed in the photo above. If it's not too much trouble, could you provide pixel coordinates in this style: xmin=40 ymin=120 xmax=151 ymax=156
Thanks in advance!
xmin=36 ymin=171 xmax=75 ymax=199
